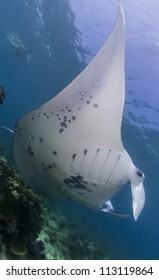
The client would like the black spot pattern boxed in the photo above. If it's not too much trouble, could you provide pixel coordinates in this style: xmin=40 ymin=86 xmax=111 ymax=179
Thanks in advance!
xmin=59 ymin=128 xmax=64 ymax=133
xmin=39 ymin=137 xmax=43 ymax=143
xmin=31 ymin=114 xmax=36 ymax=120
xmin=47 ymin=164 xmax=52 ymax=169
xmin=30 ymin=110 xmax=56 ymax=121
xmin=41 ymin=162 xmax=46 ymax=172
xmin=54 ymin=78 xmax=101 ymax=134
xmin=55 ymin=110 xmax=74 ymax=133
xmin=27 ymin=146 xmax=34 ymax=157
xmin=64 ymin=175 xmax=93 ymax=192
xmin=60 ymin=122 xmax=67 ymax=128
xmin=41 ymin=161 xmax=57 ymax=172
xmin=72 ymin=153 xmax=77 ymax=160
xmin=29 ymin=76 xmax=101 ymax=129
xmin=52 ymin=151 xmax=57 ymax=156
xmin=72 ymin=116 xmax=76 ymax=121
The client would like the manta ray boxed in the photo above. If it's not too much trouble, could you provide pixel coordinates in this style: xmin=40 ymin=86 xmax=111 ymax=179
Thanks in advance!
xmin=13 ymin=3 xmax=145 ymax=220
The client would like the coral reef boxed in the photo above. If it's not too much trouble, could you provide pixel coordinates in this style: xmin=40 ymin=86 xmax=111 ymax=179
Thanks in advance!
xmin=0 ymin=150 xmax=43 ymax=259
xmin=0 ymin=150 xmax=109 ymax=260
xmin=38 ymin=201 xmax=109 ymax=260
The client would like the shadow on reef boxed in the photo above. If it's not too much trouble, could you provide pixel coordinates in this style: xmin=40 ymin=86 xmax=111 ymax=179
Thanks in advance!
xmin=0 ymin=149 xmax=109 ymax=260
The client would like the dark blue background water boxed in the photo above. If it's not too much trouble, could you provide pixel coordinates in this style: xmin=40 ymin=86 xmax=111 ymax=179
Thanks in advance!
xmin=0 ymin=0 xmax=159 ymax=259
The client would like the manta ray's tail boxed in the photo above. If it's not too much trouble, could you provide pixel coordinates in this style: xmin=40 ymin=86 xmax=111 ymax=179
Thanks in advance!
xmin=100 ymin=200 xmax=130 ymax=218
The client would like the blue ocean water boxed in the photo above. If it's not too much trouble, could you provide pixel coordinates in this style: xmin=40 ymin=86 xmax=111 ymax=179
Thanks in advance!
xmin=0 ymin=0 xmax=159 ymax=259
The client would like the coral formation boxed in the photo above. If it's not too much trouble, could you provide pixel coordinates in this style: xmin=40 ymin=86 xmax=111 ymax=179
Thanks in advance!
xmin=38 ymin=202 xmax=109 ymax=259
xmin=0 ymin=149 xmax=42 ymax=259
xmin=0 ymin=149 xmax=109 ymax=260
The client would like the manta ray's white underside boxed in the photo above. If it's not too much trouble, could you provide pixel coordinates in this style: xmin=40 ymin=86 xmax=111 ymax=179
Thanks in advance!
xmin=13 ymin=2 xmax=145 ymax=220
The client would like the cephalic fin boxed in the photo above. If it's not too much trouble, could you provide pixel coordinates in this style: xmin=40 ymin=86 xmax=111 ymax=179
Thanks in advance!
xmin=129 ymin=165 xmax=145 ymax=221
xmin=131 ymin=182 xmax=145 ymax=221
